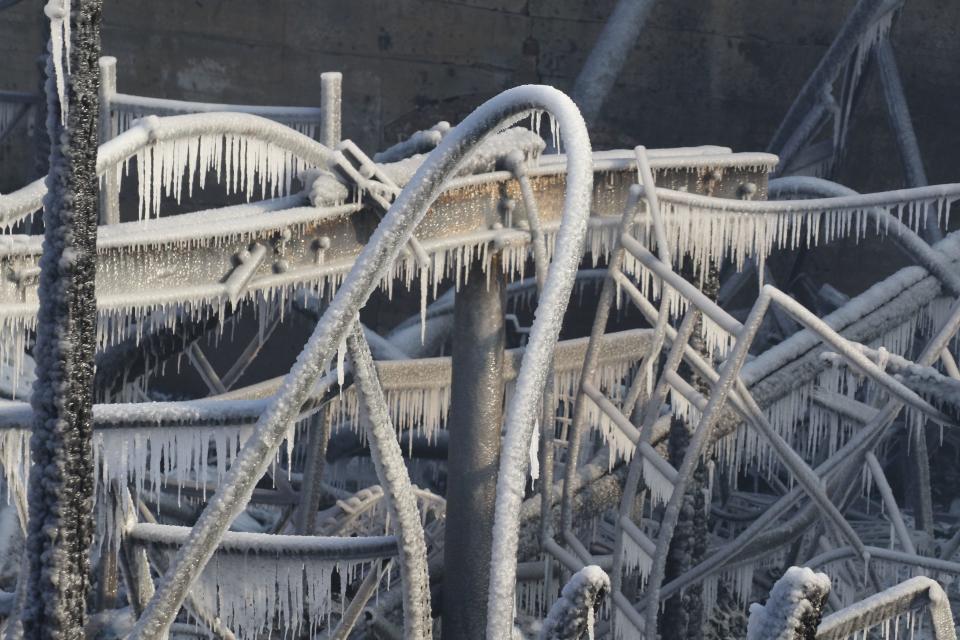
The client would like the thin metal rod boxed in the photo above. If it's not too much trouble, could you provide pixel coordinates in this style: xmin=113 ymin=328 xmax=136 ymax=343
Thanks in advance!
xmin=328 ymin=560 xmax=392 ymax=640
xmin=865 ymin=452 xmax=916 ymax=555
xmin=294 ymin=407 xmax=332 ymax=535
xmin=186 ymin=342 xmax=227 ymax=395
xmin=221 ymin=305 xmax=281 ymax=390
xmin=347 ymin=321 xmax=431 ymax=640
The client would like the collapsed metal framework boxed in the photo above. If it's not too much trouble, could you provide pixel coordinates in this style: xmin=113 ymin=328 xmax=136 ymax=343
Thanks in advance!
xmin=0 ymin=0 xmax=959 ymax=638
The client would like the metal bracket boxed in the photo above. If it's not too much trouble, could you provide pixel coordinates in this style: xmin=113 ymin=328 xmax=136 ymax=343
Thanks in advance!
xmin=330 ymin=140 xmax=430 ymax=267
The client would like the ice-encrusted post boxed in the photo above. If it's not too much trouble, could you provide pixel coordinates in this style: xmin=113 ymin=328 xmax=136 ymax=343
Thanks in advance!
xmin=442 ymin=255 xmax=506 ymax=639
xmin=540 ymin=565 xmax=610 ymax=640
xmin=746 ymin=567 xmax=830 ymax=640
xmin=320 ymin=71 xmax=342 ymax=149
xmin=97 ymin=55 xmax=118 ymax=225
xmin=22 ymin=0 xmax=103 ymax=638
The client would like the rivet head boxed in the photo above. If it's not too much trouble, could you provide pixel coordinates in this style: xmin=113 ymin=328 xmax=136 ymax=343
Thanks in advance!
xmin=739 ymin=182 xmax=758 ymax=199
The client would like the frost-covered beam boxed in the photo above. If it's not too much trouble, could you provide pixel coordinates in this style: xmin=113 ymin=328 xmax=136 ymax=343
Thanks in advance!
xmin=0 ymin=111 xmax=335 ymax=228
xmin=0 ymin=148 xmax=771 ymax=375
xmin=840 ymin=344 xmax=960 ymax=413
xmin=769 ymin=176 xmax=960 ymax=296
xmin=127 ymin=523 xmax=398 ymax=559
xmin=0 ymin=328 xmax=651 ymax=433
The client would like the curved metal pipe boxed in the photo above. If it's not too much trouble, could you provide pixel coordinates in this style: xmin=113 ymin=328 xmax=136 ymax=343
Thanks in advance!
xmin=483 ymin=89 xmax=593 ymax=639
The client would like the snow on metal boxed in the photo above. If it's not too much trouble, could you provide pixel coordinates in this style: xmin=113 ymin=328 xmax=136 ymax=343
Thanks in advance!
xmin=1 ymin=14 xmax=958 ymax=634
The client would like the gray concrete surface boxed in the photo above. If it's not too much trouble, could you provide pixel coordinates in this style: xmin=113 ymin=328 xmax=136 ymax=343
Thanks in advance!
xmin=1 ymin=0 xmax=958 ymax=196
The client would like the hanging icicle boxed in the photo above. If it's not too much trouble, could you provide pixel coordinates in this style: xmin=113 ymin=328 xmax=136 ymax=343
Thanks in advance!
xmin=44 ymin=0 xmax=71 ymax=123
xmin=187 ymin=552 xmax=373 ymax=640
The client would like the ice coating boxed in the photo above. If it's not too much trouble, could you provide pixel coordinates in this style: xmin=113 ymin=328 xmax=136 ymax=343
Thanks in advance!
xmin=622 ymin=182 xmax=960 ymax=290
xmin=0 ymin=28 xmax=952 ymax=636
xmin=347 ymin=323 xmax=431 ymax=638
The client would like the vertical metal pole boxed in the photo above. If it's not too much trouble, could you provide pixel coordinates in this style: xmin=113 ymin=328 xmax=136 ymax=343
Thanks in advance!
xmin=320 ymin=71 xmax=342 ymax=149
xmin=442 ymin=254 xmax=506 ymax=640
xmin=97 ymin=56 xmax=119 ymax=225
xmin=295 ymin=408 xmax=332 ymax=535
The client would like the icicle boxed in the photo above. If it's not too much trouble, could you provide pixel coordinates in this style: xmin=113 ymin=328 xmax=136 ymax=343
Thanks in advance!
xmin=44 ymin=0 xmax=71 ymax=124
xmin=642 ymin=457 xmax=674 ymax=506
xmin=529 ymin=419 xmax=540 ymax=483
xmin=336 ymin=339 xmax=347 ymax=387
xmin=583 ymin=395 xmax=636 ymax=468
xmin=188 ymin=552 xmax=370 ymax=640
xmin=621 ymin=530 xmax=653 ymax=581
xmin=420 ymin=268 xmax=428 ymax=345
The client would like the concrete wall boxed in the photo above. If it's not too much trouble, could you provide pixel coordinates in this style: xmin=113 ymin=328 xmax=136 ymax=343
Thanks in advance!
xmin=2 ymin=0 xmax=959 ymax=194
